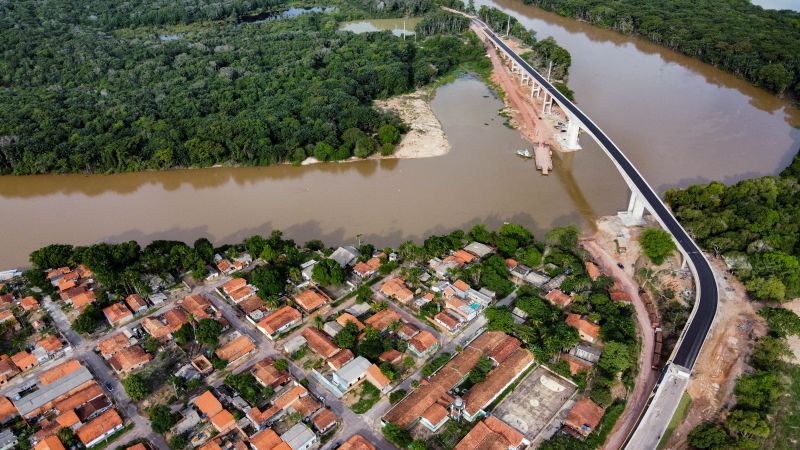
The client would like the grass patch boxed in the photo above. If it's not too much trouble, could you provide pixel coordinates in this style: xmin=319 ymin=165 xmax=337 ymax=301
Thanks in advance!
xmin=350 ymin=381 xmax=381 ymax=414
xmin=657 ymin=392 xmax=692 ymax=449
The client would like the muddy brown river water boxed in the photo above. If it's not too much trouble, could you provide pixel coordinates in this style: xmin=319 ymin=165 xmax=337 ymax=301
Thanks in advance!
xmin=0 ymin=1 xmax=798 ymax=268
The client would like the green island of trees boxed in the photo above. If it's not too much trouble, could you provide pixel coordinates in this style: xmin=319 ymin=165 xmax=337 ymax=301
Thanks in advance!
xmin=0 ymin=0 xmax=487 ymax=174
xmin=521 ymin=0 xmax=800 ymax=98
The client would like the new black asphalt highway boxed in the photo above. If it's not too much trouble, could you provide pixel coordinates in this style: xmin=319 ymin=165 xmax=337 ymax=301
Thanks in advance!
xmin=475 ymin=19 xmax=718 ymax=370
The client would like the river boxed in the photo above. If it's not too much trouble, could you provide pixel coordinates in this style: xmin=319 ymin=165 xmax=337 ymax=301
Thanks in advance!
xmin=0 ymin=1 xmax=798 ymax=268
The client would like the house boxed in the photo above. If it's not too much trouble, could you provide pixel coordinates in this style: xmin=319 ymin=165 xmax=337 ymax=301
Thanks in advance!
xmin=310 ymin=408 xmax=336 ymax=434
xmin=353 ymin=257 xmax=382 ymax=281
xmin=445 ymin=297 xmax=477 ymax=322
xmin=76 ymin=408 xmax=124 ymax=448
xmin=397 ymin=323 xmax=419 ymax=341
xmin=466 ymin=288 xmax=494 ymax=307
xmin=564 ymin=397 xmax=604 ymax=439
xmin=544 ymin=289 xmax=573 ymax=308
xmin=293 ymin=289 xmax=330 ymax=314
xmin=566 ymin=314 xmax=601 ymax=344
xmin=249 ymin=427 xmax=290 ymax=450
xmin=364 ymin=309 xmax=400 ymax=333
xmin=34 ymin=436 xmax=66 ymax=450
xmin=323 ymin=321 xmax=343 ymax=337
xmin=180 ymin=294 xmax=218 ymax=320
xmin=331 ymin=356 xmax=373 ymax=392
xmin=0 ymin=356 xmax=19 ymax=384
xmin=345 ymin=303 xmax=372 ymax=318
xmin=194 ymin=390 xmax=223 ymax=418
xmin=335 ymin=313 xmax=364 ymax=331
xmin=223 ymin=278 xmax=247 ymax=296
xmin=326 ymin=348 xmax=355 ymax=371
xmin=258 ymin=306 xmax=303 ymax=339
xmin=19 ymin=296 xmax=39 ymax=312
xmin=98 ymin=333 xmax=131 ymax=359
xmin=215 ymin=335 xmax=256 ymax=366
xmin=216 ymin=259 xmax=235 ymax=275
xmin=281 ymin=423 xmax=317 ymax=450
xmin=560 ymin=354 xmax=593 ymax=375
xmin=429 ymin=256 xmax=463 ymax=279
xmin=408 ymin=331 xmax=439 ymax=358
xmin=283 ymin=336 xmax=306 ymax=355
xmin=38 ymin=359 xmax=82 ymax=385
xmin=419 ymin=402 xmax=449 ymax=432
xmin=142 ymin=308 xmax=189 ymax=340
xmin=103 ymin=303 xmax=133 ymax=327
xmin=338 ymin=435 xmax=375 ymax=450
xmin=463 ymin=242 xmax=494 ymax=258
xmin=433 ymin=310 xmax=462 ymax=333
xmin=570 ymin=343 xmax=602 ymax=364
xmin=16 ymin=363 xmax=94 ymax=419
xmin=70 ymin=291 xmax=97 ymax=312
xmin=585 ymin=261 xmax=601 ymax=281
xmin=0 ymin=429 xmax=17 ymax=450
xmin=380 ymin=279 xmax=413 ymax=304
xmin=11 ymin=351 xmax=37 ymax=372
xmin=149 ymin=293 xmax=167 ymax=306
xmin=330 ymin=246 xmax=360 ymax=268
xmin=125 ymin=294 xmax=148 ymax=314
xmin=108 ymin=346 xmax=151 ymax=374
xmin=301 ymin=328 xmax=340 ymax=359
xmin=379 ymin=349 xmax=403 ymax=365
xmin=229 ymin=285 xmax=257 ymax=304
xmin=366 ymin=364 xmax=391 ymax=393
xmin=300 ymin=260 xmax=317 ymax=282
xmin=454 ymin=415 xmax=528 ymax=450
xmin=452 ymin=250 xmax=476 ymax=265
xmin=0 ymin=396 xmax=17 ymax=424
xmin=34 ymin=335 xmax=64 ymax=362
xmin=413 ymin=293 xmax=434 ymax=310
xmin=191 ymin=355 xmax=214 ymax=376
xmin=251 ymin=359 xmax=290 ymax=389
xmin=210 ymin=408 xmax=236 ymax=433
xmin=0 ymin=311 xmax=19 ymax=330
xmin=461 ymin=346 xmax=535 ymax=421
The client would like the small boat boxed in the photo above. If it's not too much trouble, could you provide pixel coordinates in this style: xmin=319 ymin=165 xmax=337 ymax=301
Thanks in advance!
xmin=516 ymin=148 xmax=532 ymax=158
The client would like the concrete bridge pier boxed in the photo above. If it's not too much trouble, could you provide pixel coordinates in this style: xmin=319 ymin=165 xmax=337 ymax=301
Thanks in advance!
xmin=541 ymin=92 xmax=553 ymax=115
xmin=618 ymin=188 xmax=648 ymax=226
xmin=561 ymin=113 xmax=582 ymax=151
xmin=531 ymin=82 xmax=541 ymax=99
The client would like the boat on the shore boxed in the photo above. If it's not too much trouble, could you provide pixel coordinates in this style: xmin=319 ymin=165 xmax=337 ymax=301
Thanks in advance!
xmin=516 ymin=148 xmax=532 ymax=158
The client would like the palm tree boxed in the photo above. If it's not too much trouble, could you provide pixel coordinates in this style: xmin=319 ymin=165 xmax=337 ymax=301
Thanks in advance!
xmin=313 ymin=315 xmax=325 ymax=330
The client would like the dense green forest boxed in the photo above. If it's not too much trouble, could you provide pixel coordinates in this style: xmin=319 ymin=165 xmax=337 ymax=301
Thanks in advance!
xmin=665 ymin=151 xmax=800 ymax=302
xmin=0 ymin=0 xmax=486 ymax=174
xmin=523 ymin=0 xmax=800 ymax=98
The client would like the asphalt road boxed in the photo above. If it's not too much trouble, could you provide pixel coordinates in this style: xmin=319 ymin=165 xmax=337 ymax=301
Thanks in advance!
xmin=474 ymin=17 xmax=718 ymax=372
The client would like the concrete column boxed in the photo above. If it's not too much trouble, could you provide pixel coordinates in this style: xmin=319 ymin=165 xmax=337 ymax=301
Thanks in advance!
xmin=618 ymin=189 xmax=647 ymax=225
xmin=542 ymin=93 xmax=552 ymax=115
xmin=563 ymin=115 xmax=581 ymax=151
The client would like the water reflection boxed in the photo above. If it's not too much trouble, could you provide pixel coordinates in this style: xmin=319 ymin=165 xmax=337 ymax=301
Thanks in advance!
xmin=339 ymin=18 xmax=422 ymax=36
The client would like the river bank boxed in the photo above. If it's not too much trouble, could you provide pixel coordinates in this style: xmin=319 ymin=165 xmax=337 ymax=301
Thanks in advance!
xmin=299 ymin=88 xmax=451 ymax=166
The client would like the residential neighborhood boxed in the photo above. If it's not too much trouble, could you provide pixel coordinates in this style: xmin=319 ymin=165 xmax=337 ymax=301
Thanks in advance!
xmin=0 ymin=223 xmax=634 ymax=450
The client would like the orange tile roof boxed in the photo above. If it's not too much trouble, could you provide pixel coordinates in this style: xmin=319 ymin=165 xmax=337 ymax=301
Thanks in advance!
xmin=0 ymin=310 xmax=14 ymax=323
xmin=301 ymin=327 xmax=340 ymax=358
xmin=141 ymin=317 xmax=169 ymax=339
xmin=53 ymin=382 xmax=104 ymax=414
xmin=454 ymin=250 xmax=477 ymax=264
xmin=610 ymin=291 xmax=631 ymax=302
xmin=544 ymin=289 xmax=573 ymax=307
xmin=422 ymin=403 xmax=448 ymax=426
xmin=0 ymin=396 xmax=17 ymax=423
xmin=463 ymin=347 xmax=534 ymax=416
xmin=223 ymin=278 xmax=247 ymax=294
xmin=103 ymin=303 xmax=133 ymax=325
xmin=125 ymin=294 xmax=148 ymax=311
xmin=258 ymin=306 xmax=301 ymax=335
xmin=253 ymin=359 xmax=291 ymax=388
xmin=20 ymin=296 xmax=39 ymax=311
xmin=35 ymin=436 xmax=66 ymax=450
xmin=210 ymin=409 xmax=235 ymax=432
xmin=239 ymin=296 xmax=267 ymax=314
xmin=180 ymin=294 xmax=214 ymax=319
xmin=454 ymin=416 xmax=525 ymax=450
xmin=98 ymin=333 xmax=130 ymax=358
xmin=585 ymin=261 xmax=601 ymax=281
xmin=338 ymin=435 xmax=376 ymax=450
xmin=561 ymin=354 xmax=593 ymax=375
xmin=434 ymin=310 xmax=461 ymax=331
xmin=127 ymin=444 xmax=148 ymax=450
xmin=58 ymin=279 xmax=77 ymax=292
xmin=163 ymin=307 xmax=189 ymax=332
xmin=364 ymin=308 xmax=400 ymax=332
xmin=326 ymin=349 xmax=355 ymax=370
xmin=311 ymin=408 xmax=336 ymax=431
xmin=294 ymin=289 xmax=329 ymax=312
xmin=292 ymin=394 xmax=321 ymax=418
xmin=11 ymin=351 xmax=37 ymax=370
xmin=453 ymin=279 xmax=470 ymax=292
xmin=274 ymin=385 xmax=307 ymax=411
xmin=409 ymin=330 xmax=438 ymax=354
xmin=335 ymin=313 xmax=364 ymax=331
xmin=47 ymin=267 xmax=71 ymax=280
xmin=56 ymin=409 xmax=81 ymax=428
xmin=37 ymin=334 xmax=63 ymax=353
xmin=199 ymin=441 xmax=223 ymax=450
xmin=250 ymin=428 xmax=288 ymax=450
xmin=215 ymin=335 xmax=256 ymax=363
xmin=380 ymin=279 xmax=413 ymax=303
xmin=486 ymin=335 xmax=521 ymax=364
xmin=566 ymin=397 xmax=604 ymax=437
xmin=77 ymin=265 xmax=93 ymax=278
xmin=76 ymin=409 xmax=122 ymax=446
xmin=379 ymin=349 xmax=402 ymax=364
xmin=39 ymin=359 xmax=81 ymax=385
xmin=566 ymin=314 xmax=601 ymax=341
xmin=229 ymin=286 xmax=255 ymax=303
xmin=397 ymin=322 xmax=419 ymax=339
xmin=505 ymin=258 xmax=518 ymax=269
xmin=195 ymin=390 xmax=223 ymax=418
xmin=109 ymin=345 xmax=151 ymax=373
xmin=71 ymin=291 xmax=96 ymax=310
xmin=366 ymin=364 xmax=390 ymax=389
